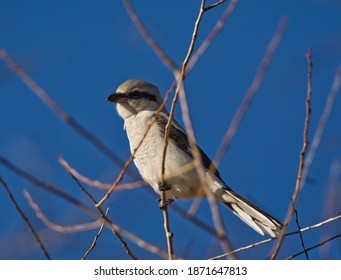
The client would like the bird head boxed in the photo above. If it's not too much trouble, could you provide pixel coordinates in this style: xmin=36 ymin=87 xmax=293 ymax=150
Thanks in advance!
xmin=107 ymin=79 xmax=165 ymax=119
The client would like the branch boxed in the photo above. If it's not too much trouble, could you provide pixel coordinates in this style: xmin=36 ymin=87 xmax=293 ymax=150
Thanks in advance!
xmin=293 ymin=207 xmax=309 ymax=259
xmin=0 ymin=48 xmax=136 ymax=179
xmin=271 ymin=48 xmax=313 ymax=259
xmin=286 ymin=234 xmax=341 ymax=260
xmin=82 ymin=207 xmax=109 ymax=260
xmin=55 ymin=161 xmax=146 ymax=190
xmin=24 ymin=190 xmax=101 ymax=233
xmin=122 ymin=0 xmax=178 ymax=72
xmin=300 ymin=65 xmax=341 ymax=189
xmin=0 ymin=176 xmax=51 ymax=259
xmin=0 ymin=155 xmax=96 ymax=217
xmin=213 ymin=17 xmax=288 ymax=166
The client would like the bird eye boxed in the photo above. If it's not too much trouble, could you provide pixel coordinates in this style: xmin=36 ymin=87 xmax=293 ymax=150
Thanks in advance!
xmin=130 ymin=91 xmax=141 ymax=99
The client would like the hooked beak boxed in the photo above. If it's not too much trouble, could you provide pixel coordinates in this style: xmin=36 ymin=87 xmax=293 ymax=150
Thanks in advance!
xmin=106 ymin=93 xmax=129 ymax=103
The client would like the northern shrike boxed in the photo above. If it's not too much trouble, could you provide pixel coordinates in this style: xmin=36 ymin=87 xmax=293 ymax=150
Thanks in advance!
xmin=107 ymin=79 xmax=282 ymax=237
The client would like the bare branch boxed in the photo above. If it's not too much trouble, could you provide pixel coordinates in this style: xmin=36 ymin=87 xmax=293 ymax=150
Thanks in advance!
xmin=286 ymin=234 xmax=341 ymax=260
xmin=271 ymin=47 xmax=313 ymax=259
xmin=293 ymin=207 xmax=309 ymax=259
xmin=0 ymin=155 xmax=95 ymax=217
xmin=0 ymin=176 xmax=51 ymax=259
xmin=204 ymin=0 xmax=227 ymax=12
xmin=122 ymin=0 xmax=178 ymax=72
xmin=0 ymin=48 xmax=136 ymax=179
xmin=213 ymin=17 xmax=288 ymax=167
xmin=301 ymin=66 xmax=341 ymax=189
xmin=82 ymin=207 xmax=109 ymax=260
xmin=55 ymin=161 xmax=146 ymax=190
xmin=24 ymin=190 xmax=101 ymax=233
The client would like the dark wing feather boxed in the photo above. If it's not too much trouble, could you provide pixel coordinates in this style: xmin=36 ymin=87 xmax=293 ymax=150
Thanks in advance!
xmin=155 ymin=112 xmax=223 ymax=181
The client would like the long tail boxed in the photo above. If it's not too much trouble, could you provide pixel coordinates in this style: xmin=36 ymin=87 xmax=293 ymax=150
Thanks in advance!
xmin=210 ymin=179 xmax=282 ymax=237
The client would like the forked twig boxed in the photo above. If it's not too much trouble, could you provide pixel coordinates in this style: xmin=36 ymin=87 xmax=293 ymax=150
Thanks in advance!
xmin=59 ymin=157 xmax=138 ymax=260
xmin=271 ymin=48 xmax=313 ymax=259
xmin=187 ymin=0 xmax=239 ymax=72
xmin=0 ymin=176 xmax=51 ymax=259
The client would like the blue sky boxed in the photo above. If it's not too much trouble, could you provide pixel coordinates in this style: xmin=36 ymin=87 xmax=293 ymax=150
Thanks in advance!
xmin=0 ymin=0 xmax=341 ymax=259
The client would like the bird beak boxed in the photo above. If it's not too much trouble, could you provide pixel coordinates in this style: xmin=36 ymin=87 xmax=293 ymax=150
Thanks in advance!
xmin=106 ymin=93 xmax=128 ymax=103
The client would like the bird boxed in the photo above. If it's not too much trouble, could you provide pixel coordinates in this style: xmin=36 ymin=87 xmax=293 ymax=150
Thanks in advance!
xmin=107 ymin=79 xmax=282 ymax=237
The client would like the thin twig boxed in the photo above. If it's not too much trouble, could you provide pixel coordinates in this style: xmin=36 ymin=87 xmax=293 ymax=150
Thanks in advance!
xmin=213 ymin=17 xmax=288 ymax=167
xmin=210 ymin=214 xmax=341 ymax=259
xmin=0 ymin=48 xmax=136 ymax=179
xmin=0 ymin=176 xmax=51 ymax=260
xmin=321 ymin=159 xmax=341 ymax=258
xmin=204 ymin=0 xmax=227 ymax=12
xmin=300 ymin=66 xmax=341 ymax=189
xmin=271 ymin=48 xmax=313 ymax=259
xmin=122 ymin=0 xmax=178 ymax=72
xmin=82 ymin=207 xmax=109 ymax=260
xmin=56 ymin=161 xmax=146 ymax=190
xmin=293 ymin=207 xmax=309 ymax=259
xmin=286 ymin=234 xmax=341 ymax=260
xmin=159 ymin=190 xmax=174 ymax=260
xmin=24 ymin=190 xmax=101 ymax=232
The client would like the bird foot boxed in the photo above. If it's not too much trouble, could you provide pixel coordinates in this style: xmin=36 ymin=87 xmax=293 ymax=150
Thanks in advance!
xmin=158 ymin=181 xmax=171 ymax=191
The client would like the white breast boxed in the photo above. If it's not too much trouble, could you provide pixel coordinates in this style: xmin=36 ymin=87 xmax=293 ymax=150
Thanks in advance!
xmin=123 ymin=111 xmax=202 ymax=199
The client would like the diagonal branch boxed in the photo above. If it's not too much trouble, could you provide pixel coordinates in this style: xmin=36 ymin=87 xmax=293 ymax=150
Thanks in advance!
xmin=0 ymin=176 xmax=51 ymax=260
xmin=286 ymin=234 xmax=341 ymax=260
xmin=82 ymin=207 xmax=109 ymax=260
xmin=0 ymin=48 xmax=136 ymax=179
xmin=122 ymin=0 xmax=178 ymax=72
xmin=213 ymin=17 xmax=288 ymax=167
